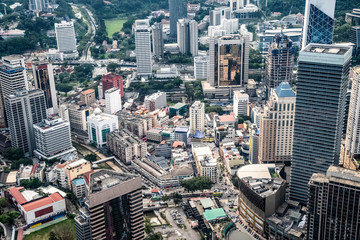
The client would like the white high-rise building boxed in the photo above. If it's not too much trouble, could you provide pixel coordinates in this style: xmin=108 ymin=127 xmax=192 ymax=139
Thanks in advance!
xmin=345 ymin=66 xmax=360 ymax=158
xmin=144 ymin=91 xmax=167 ymax=111
xmin=177 ymin=19 xmax=198 ymax=56
xmin=135 ymin=20 xmax=152 ymax=77
xmin=189 ymin=20 xmax=198 ymax=56
xmin=87 ymin=108 xmax=119 ymax=148
xmin=33 ymin=116 xmax=75 ymax=159
xmin=152 ymin=23 xmax=164 ymax=59
xmin=194 ymin=56 xmax=209 ymax=80
xmin=258 ymin=82 xmax=295 ymax=164
xmin=29 ymin=0 xmax=49 ymax=11
xmin=233 ymin=91 xmax=249 ymax=116
xmin=105 ymin=88 xmax=122 ymax=114
xmin=32 ymin=62 xmax=58 ymax=114
xmin=302 ymin=0 xmax=336 ymax=49
xmin=222 ymin=19 xmax=239 ymax=34
xmin=229 ymin=0 xmax=247 ymax=11
xmin=190 ymin=101 xmax=205 ymax=135
xmin=55 ymin=21 xmax=77 ymax=56
xmin=209 ymin=7 xmax=231 ymax=26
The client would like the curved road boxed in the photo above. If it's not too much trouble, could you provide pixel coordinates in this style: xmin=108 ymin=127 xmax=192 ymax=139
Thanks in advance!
xmin=80 ymin=5 xmax=97 ymax=61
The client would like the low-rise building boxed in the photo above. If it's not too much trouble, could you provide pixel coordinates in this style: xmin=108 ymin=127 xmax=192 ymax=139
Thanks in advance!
xmin=72 ymin=178 xmax=86 ymax=199
xmin=107 ymin=129 xmax=147 ymax=162
xmin=220 ymin=142 xmax=244 ymax=170
xmin=144 ymin=91 xmax=167 ymax=111
xmin=146 ymin=128 xmax=162 ymax=142
xmin=174 ymin=126 xmax=189 ymax=144
xmin=192 ymin=143 xmax=217 ymax=183
xmin=116 ymin=111 xmax=153 ymax=138
xmin=8 ymin=187 xmax=66 ymax=228
xmin=155 ymin=140 xmax=172 ymax=158
xmin=237 ymin=164 xmax=286 ymax=234
xmin=169 ymin=103 xmax=187 ymax=117
xmin=66 ymin=159 xmax=92 ymax=188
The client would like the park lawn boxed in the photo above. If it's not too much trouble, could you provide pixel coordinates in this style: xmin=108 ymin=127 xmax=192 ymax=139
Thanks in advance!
xmin=24 ymin=219 xmax=76 ymax=240
xmin=105 ymin=18 xmax=127 ymax=38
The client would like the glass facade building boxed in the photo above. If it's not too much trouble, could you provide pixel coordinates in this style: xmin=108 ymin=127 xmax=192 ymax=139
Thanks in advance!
xmin=169 ymin=0 xmax=187 ymax=38
xmin=302 ymin=0 xmax=336 ymax=49
xmin=289 ymin=44 xmax=352 ymax=204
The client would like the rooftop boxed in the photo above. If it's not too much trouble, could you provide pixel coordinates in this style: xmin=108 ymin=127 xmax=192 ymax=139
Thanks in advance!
xmin=203 ymin=208 xmax=227 ymax=221
xmin=22 ymin=193 xmax=63 ymax=212
xmin=275 ymin=82 xmax=295 ymax=98
xmin=302 ymin=44 xmax=351 ymax=56
xmin=237 ymin=164 xmax=277 ymax=179
xmin=72 ymin=178 xmax=85 ymax=186
xmin=200 ymin=198 xmax=215 ymax=209
xmin=81 ymin=89 xmax=95 ymax=95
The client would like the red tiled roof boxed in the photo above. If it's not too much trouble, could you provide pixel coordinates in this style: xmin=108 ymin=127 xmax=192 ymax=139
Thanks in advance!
xmin=9 ymin=187 xmax=27 ymax=205
xmin=49 ymin=193 xmax=63 ymax=202
xmin=172 ymin=141 xmax=184 ymax=148
xmin=83 ymin=170 xmax=95 ymax=185
xmin=57 ymin=163 xmax=66 ymax=168
xmin=22 ymin=197 xmax=53 ymax=212
xmin=17 ymin=229 xmax=24 ymax=240
xmin=82 ymin=89 xmax=95 ymax=95
xmin=22 ymin=193 xmax=63 ymax=212
xmin=31 ymin=164 xmax=38 ymax=175
xmin=218 ymin=115 xmax=236 ymax=122
xmin=238 ymin=124 xmax=244 ymax=129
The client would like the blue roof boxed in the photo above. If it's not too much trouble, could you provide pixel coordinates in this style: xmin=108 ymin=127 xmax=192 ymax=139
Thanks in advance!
xmin=275 ymin=82 xmax=295 ymax=98
xmin=192 ymin=130 xmax=204 ymax=139
xmin=72 ymin=178 xmax=85 ymax=186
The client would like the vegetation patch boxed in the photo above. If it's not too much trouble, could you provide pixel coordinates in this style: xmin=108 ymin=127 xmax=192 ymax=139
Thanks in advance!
xmin=105 ymin=18 xmax=127 ymax=38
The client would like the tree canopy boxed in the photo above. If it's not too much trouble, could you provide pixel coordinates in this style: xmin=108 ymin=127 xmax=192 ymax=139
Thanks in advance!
xmin=181 ymin=177 xmax=213 ymax=192
xmin=3 ymin=147 xmax=24 ymax=160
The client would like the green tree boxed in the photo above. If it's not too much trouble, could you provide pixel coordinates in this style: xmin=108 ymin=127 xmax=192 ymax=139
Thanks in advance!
xmin=20 ymin=178 xmax=42 ymax=189
xmin=237 ymin=114 xmax=251 ymax=124
xmin=144 ymin=218 xmax=153 ymax=234
xmin=107 ymin=63 xmax=121 ymax=73
xmin=11 ymin=158 xmax=33 ymax=170
xmin=205 ymin=106 xmax=223 ymax=114
xmin=181 ymin=177 xmax=213 ymax=192
xmin=85 ymin=153 xmax=97 ymax=162
xmin=172 ymin=192 xmax=183 ymax=205
xmin=3 ymin=147 xmax=24 ymax=160
xmin=146 ymin=232 xmax=163 ymax=240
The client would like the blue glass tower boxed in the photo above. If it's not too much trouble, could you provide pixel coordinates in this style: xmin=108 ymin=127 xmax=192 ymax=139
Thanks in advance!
xmin=302 ymin=0 xmax=336 ymax=49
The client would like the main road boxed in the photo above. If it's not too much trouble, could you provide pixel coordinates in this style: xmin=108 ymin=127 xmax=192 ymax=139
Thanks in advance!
xmin=79 ymin=5 xmax=97 ymax=61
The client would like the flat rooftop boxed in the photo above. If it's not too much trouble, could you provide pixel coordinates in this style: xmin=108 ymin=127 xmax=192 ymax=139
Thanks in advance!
xmin=302 ymin=44 xmax=351 ymax=55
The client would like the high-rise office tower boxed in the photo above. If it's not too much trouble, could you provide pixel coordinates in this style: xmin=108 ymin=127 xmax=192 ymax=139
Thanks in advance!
xmin=307 ymin=166 xmax=360 ymax=240
xmin=152 ymin=23 xmax=164 ymax=59
xmin=5 ymin=89 xmax=47 ymax=155
xmin=75 ymin=170 xmax=144 ymax=240
xmin=209 ymin=34 xmax=249 ymax=87
xmin=0 ymin=55 xmax=28 ymax=127
xmin=190 ymin=101 xmax=205 ymax=135
xmin=33 ymin=116 xmax=74 ymax=159
xmin=134 ymin=20 xmax=152 ymax=77
xmin=177 ymin=19 xmax=198 ymax=56
xmin=229 ymin=0 xmax=247 ymax=11
xmin=258 ymin=82 xmax=295 ymax=164
xmin=302 ymin=0 xmax=336 ymax=49
xmin=29 ymin=0 xmax=49 ymax=11
xmin=265 ymin=34 xmax=295 ymax=91
xmin=55 ymin=21 xmax=77 ymax=54
xmin=189 ymin=20 xmax=198 ymax=56
xmin=32 ymin=62 xmax=58 ymax=114
xmin=209 ymin=7 xmax=231 ymax=26
xmin=101 ymin=73 xmax=124 ymax=98
xmin=345 ymin=66 xmax=360 ymax=159
xmin=290 ymin=44 xmax=352 ymax=204
xmin=169 ymin=0 xmax=187 ymax=38
xmin=105 ymin=87 xmax=122 ymax=114
xmin=177 ymin=19 xmax=189 ymax=54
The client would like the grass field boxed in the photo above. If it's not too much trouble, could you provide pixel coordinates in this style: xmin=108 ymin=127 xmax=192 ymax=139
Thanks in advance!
xmin=24 ymin=219 xmax=76 ymax=240
xmin=105 ymin=18 xmax=127 ymax=38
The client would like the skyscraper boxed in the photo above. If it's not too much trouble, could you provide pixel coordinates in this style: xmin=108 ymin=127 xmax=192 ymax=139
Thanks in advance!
xmin=229 ymin=0 xmax=247 ymax=11
xmin=5 ymin=89 xmax=47 ymax=155
xmin=350 ymin=26 xmax=360 ymax=55
xmin=32 ymin=62 xmax=58 ymax=114
xmin=55 ymin=21 xmax=77 ymax=56
xmin=290 ymin=44 xmax=352 ymax=204
xmin=169 ymin=0 xmax=187 ymax=38
xmin=29 ymin=0 xmax=49 ymax=11
xmin=189 ymin=20 xmax=198 ymax=56
xmin=134 ymin=20 xmax=152 ymax=77
xmin=209 ymin=34 xmax=249 ymax=87
xmin=209 ymin=7 xmax=231 ymax=26
xmin=75 ymin=170 xmax=144 ymax=240
xmin=177 ymin=19 xmax=198 ymax=56
xmin=265 ymin=34 xmax=295 ymax=92
xmin=233 ymin=91 xmax=249 ymax=116
xmin=345 ymin=66 xmax=360 ymax=159
xmin=302 ymin=0 xmax=336 ymax=49
xmin=0 ymin=55 xmax=28 ymax=127
xmin=152 ymin=23 xmax=164 ymax=59
xmin=194 ymin=56 xmax=209 ymax=80
xmin=258 ymin=82 xmax=295 ymax=164
xmin=307 ymin=166 xmax=360 ymax=240
xmin=190 ymin=101 xmax=205 ymax=135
